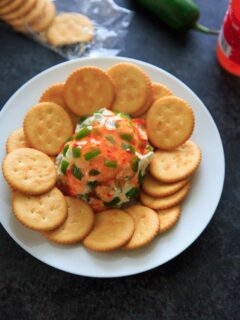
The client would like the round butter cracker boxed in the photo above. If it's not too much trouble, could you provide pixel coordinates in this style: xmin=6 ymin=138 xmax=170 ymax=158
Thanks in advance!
xmin=39 ymin=83 xmax=79 ymax=126
xmin=0 ymin=0 xmax=24 ymax=16
xmin=0 ymin=0 xmax=13 ymax=9
xmin=146 ymin=96 xmax=194 ymax=150
xmin=6 ymin=128 xmax=29 ymax=153
xmin=10 ymin=0 xmax=45 ymax=31
xmin=29 ymin=0 xmax=55 ymax=32
xmin=1 ymin=0 xmax=36 ymax=21
xmin=142 ymin=174 xmax=189 ymax=197
xmin=12 ymin=187 xmax=67 ymax=231
xmin=157 ymin=206 xmax=181 ymax=234
xmin=2 ymin=148 xmax=57 ymax=195
xmin=47 ymin=13 xmax=94 ymax=46
xmin=152 ymin=82 xmax=172 ymax=102
xmin=107 ymin=63 xmax=151 ymax=115
xmin=140 ymin=183 xmax=190 ymax=210
xmin=23 ymin=102 xmax=73 ymax=156
xmin=124 ymin=205 xmax=159 ymax=250
xmin=44 ymin=197 xmax=95 ymax=244
xmin=83 ymin=209 xmax=134 ymax=252
xmin=64 ymin=66 xmax=115 ymax=116
xmin=150 ymin=141 xmax=201 ymax=183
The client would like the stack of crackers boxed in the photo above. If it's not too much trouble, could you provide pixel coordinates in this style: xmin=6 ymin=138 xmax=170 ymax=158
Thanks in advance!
xmin=0 ymin=0 xmax=94 ymax=46
xmin=2 ymin=62 xmax=201 ymax=252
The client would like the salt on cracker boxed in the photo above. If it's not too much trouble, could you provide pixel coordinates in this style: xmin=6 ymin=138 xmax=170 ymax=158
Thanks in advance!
xmin=64 ymin=66 xmax=115 ymax=116
xmin=39 ymin=83 xmax=79 ymax=126
xmin=142 ymin=174 xmax=189 ymax=197
xmin=83 ymin=209 xmax=134 ymax=252
xmin=2 ymin=148 xmax=57 ymax=195
xmin=6 ymin=128 xmax=29 ymax=153
xmin=152 ymin=82 xmax=172 ymax=101
xmin=29 ymin=0 xmax=55 ymax=33
xmin=140 ymin=183 xmax=190 ymax=210
xmin=150 ymin=140 xmax=201 ymax=183
xmin=43 ymin=197 xmax=95 ymax=244
xmin=146 ymin=96 xmax=194 ymax=150
xmin=12 ymin=187 xmax=67 ymax=231
xmin=157 ymin=206 xmax=181 ymax=234
xmin=124 ymin=205 xmax=159 ymax=250
xmin=23 ymin=102 xmax=73 ymax=156
xmin=107 ymin=63 xmax=152 ymax=115
xmin=47 ymin=13 xmax=94 ymax=46
xmin=1 ymin=0 xmax=36 ymax=21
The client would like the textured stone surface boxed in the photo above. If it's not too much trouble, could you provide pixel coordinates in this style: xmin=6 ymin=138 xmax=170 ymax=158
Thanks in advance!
xmin=0 ymin=0 xmax=239 ymax=319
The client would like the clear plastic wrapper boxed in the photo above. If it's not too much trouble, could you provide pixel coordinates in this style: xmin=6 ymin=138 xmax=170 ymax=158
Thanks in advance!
xmin=28 ymin=0 xmax=133 ymax=59
xmin=1 ymin=0 xmax=132 ymax=59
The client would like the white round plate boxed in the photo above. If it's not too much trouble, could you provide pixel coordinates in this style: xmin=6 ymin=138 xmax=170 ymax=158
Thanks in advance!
xmin=0 ymin=57 xmax=225 ymax=278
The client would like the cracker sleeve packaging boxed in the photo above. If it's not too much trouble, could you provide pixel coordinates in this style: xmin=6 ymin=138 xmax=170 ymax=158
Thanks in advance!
xmin=0 ymin=0 xmax=133 ymax=60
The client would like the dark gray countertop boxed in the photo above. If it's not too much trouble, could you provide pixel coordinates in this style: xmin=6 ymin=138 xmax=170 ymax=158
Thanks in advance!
xmin=0 ymin=1 xmax=239 ymax=319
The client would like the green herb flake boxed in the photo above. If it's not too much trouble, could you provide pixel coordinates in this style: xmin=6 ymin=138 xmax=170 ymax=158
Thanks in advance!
xmin=119 ymin=133 xmax=132 ymax=142
xmin=105 ymin=135 xmax=116 ymax=145
xmin=104 ymin=160 xmax=118 ymax=168
xmin=89 ymin=169 xmax=100 ymax=176
xmin=76 ymin=127 xmax=91 ymax=140
xmin=131 ymin=157 xmax=139 ymax=172
xmin=126 ymin=187 xmax=139 ymax=200
xmin=63 ymin=145 xmax=69 ymax=157
xmin=71 ymin=164 xmax=84 ymax=180
xmin=121 ymin=143 xmax=135 ymax=154
xmin=72 ymin=147 xmax=81 ymax=158
xmin=87 ymin=181 xmax=98 ymax=188
xmin=61 ymin=160 xmax=69 ymax=175
xmin=84 ymin=148 xmax=101 ymax=161
xmin=104 ymin=197 xmax=121 ymax=207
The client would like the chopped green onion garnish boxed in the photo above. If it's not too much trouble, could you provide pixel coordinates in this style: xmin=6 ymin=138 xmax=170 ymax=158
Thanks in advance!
xmin=138 ymin=170 xmax=143 ymax=185
xmin=84 ymin=148 xmax=101 ymax=160
xmin=105 ymin=135 xmax=116 ymax=145
xmin=61 ymin=160 xmax=69 ymax=175
xmin=66 ymin=135 xmax=73 ymax=142
xmin=79 ymin=116 xmax=87 ymax=124
xmin=119 ymin=133 xmax=132 ymax=142
xmin=71 ymin=164 xmax=84 ymax=180
xmin=131 ymin=157 xmax=139 ymax=172
xmin=89 ymin=169 xmax=100 ymax=176
xmin=117 ymin=112 xmax=131 ymax=119
xmin=76 ymin=127 xmax=91 ymax=140
xmin=121 ymin=143 xmax=135 ymax=154
xmin=104 ymin=160 xmax=118 ymax=168
xmin=126 ymin=187 xmax=139 ymax=200
xmin=147 ymin=145 xmax=154 ymax=152
xmin=63 ymin=145 xmax=69 ymax=157
xmin=81 ymin=194 xmax=90 ymax=202
xmin=72 ymin=147 xmax=81 ymax=158
xmin=87 ymin=181 xmax=98 ymax=188
xmin=104 ymin=197 xmax=121 ymax=207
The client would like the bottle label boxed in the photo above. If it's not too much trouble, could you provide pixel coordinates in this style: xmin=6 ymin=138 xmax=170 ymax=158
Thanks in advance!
xmin=219 ymin=4 xmax=240 ymax=64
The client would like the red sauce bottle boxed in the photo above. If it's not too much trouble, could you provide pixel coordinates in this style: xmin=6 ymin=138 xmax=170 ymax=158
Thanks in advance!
xmin=217 ymin=0 xmax=240 ymax=76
